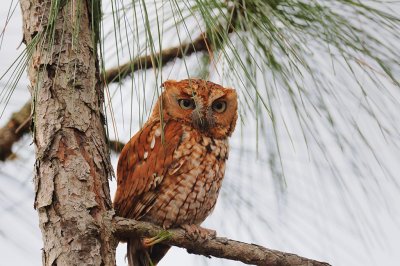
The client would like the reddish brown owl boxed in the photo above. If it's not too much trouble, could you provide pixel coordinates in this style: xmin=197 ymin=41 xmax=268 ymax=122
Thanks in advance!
xmin=113 ymin=79 xmax=238 ymax=266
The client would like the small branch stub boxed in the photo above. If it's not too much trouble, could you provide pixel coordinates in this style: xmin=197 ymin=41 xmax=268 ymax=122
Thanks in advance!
xmin=113 ymin=217 xmax=331 ymax=266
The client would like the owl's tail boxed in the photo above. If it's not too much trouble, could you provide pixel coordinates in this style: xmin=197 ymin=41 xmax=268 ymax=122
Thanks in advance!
xmin=127 ymin=238 xmax=170 ymax=266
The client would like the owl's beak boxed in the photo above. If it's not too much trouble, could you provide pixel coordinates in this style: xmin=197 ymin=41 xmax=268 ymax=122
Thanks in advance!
xmin=192 ymin=107 xmax=212 ymax=132
xmin=193 ymin=116 xmax=210 ymax=132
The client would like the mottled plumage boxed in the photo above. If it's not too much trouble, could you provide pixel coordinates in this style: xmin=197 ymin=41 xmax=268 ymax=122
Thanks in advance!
xmin=114 ymin=79 xmax=238 ymax=266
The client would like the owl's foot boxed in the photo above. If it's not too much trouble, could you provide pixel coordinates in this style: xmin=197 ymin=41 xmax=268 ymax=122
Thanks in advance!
xmin=180 ymin=224 xmax=216 ymax=241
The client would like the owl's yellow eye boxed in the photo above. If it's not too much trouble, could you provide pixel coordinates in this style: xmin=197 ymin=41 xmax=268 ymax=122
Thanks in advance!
xmin=178 ymin=99 xmax=195 ymax=110
xmin=212 ymin=100 xmax=226 ymax=113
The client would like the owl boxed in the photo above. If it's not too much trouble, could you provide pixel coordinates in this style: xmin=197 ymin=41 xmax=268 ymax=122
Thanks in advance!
xmin=113 ymin=79 xmax=238 ymax=266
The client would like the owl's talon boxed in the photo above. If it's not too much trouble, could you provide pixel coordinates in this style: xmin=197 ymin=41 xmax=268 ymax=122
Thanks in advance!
xmin=180 ymin=224 xmax=216 ymax=241
xmin=200 ymin=227 xmax=216 ymax=239
xmin=142 ymin=236 xmax=163 ymax=248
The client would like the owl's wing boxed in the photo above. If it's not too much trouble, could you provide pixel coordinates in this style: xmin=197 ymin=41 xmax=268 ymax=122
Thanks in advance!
xmin=113 ymin=120 xmax=183 ymax=218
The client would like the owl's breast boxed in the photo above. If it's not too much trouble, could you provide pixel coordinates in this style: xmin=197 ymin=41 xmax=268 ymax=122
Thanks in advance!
xmin=142 ymin=125 xmax=229 ymax=228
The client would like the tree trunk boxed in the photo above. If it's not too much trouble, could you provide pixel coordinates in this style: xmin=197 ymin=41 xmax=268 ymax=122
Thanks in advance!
xmin=20 ymin=0 xmax=116 ymax=265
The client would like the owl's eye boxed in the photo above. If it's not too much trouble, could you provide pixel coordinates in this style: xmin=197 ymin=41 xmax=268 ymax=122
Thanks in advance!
xmin=212 ymin=100 xmax=227 ymax=113
xmin=178 ymin=99 xmax=195 ymax=110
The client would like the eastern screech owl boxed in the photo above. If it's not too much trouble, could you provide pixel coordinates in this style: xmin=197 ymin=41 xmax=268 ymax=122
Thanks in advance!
xmin=113 ymin=79 xmax=238 ymax=266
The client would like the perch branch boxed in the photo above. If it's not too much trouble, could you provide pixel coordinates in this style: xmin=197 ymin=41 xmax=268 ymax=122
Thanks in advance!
xmin=113 ymin=217 xmax=331 ymax=266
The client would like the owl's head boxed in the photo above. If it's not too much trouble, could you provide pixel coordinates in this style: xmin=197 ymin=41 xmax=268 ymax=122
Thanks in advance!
xmin=151 ymin=79 xmax=238 ymax=139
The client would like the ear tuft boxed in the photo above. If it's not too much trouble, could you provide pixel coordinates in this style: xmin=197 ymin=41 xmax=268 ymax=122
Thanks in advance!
xmin=224 ymin=87 xmax=237 ymax=96
xmin=161 ymin=80 xmax=178 ymax=90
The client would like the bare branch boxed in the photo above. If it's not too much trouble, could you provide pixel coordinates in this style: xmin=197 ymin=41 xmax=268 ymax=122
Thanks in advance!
xmin=104 ymin=33 xmax=209 ymax=84
xmin=0 ymin=102 xmax=31 ymax=161
xmin=0 ymin=101 xmax=124 ymax=159
xmin=113 ymin=217 xmax=331 ymax=266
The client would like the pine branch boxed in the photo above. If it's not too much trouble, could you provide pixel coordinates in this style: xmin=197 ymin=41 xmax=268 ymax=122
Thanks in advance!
xmin=104 ymin=33 xmax=209 ymax=84
xmin=113 ymin=217 xmax=331 ymax=266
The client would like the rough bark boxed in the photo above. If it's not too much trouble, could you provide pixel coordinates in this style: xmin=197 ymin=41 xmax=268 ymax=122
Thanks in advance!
xmin=20 ymin=0 xmax=116 ymax=265
xmin=113 ymin=217 xmax=331 ymax=266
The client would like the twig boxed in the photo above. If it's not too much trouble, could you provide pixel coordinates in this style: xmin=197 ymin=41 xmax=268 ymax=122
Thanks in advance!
xmin=0 ymin=102 xmax=31 ymax=161
xmin=113 ymin=217 xmax=331 ymax=266
xmin=108 ymin=139 xmax=126 ymax=153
